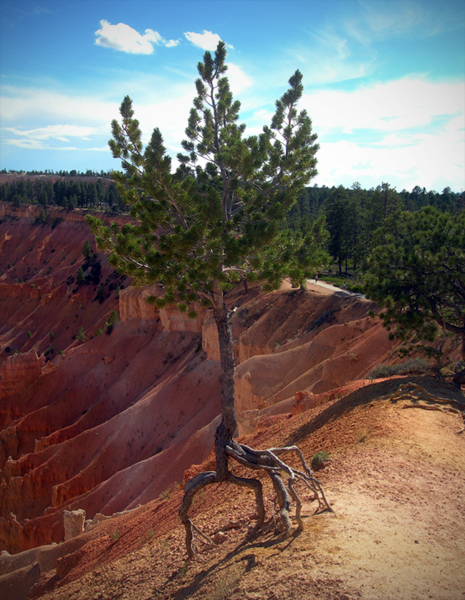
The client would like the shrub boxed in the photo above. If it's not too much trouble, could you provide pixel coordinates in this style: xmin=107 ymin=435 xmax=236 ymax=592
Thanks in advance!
xmin=105 ymin=310 xmax=119 ymax=334
xmin=82 ymin=240 xmax=94 ymax=260
xmin=311 ymin=450 xmax=329 ymax=471
xmin=95 ymin=284 xmax=104 ymax=303
xmin=76 ymin=267 xmax=85 ymax=285
xmin=76 ymin=326 xmax=87 ymax=342
xmin=367 ymin=357 xmax=429 ymax=380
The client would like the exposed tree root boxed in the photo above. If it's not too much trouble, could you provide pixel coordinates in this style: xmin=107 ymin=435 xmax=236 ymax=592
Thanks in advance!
xmin=390 ymin=382 xmax=465 ymax=435
xmin=179 ymin=442 xmax=332 ymax=559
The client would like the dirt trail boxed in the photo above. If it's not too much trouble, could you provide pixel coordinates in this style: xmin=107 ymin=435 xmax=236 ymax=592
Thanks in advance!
xmin=25 ymin=377 xmax=464 ymax=600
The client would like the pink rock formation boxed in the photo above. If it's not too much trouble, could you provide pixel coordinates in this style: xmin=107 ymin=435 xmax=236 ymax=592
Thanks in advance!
xmin=3 ymin=204 xmax=458 ymax=556
xmin=0 ymin=350 xmax=45 ymax=401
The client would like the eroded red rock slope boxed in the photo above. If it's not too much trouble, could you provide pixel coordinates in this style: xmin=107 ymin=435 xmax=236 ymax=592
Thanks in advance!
xmin=0 ymin=204 xmax=403 ymax=555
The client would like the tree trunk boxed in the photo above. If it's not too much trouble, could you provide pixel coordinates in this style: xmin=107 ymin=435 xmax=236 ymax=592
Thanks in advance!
xmin=452 ymin=332 xmax=465 ymax=388
xmin=179 ymin=287 xmax=332 ymax=558
xmin=212 ymin=298 xmax=237 ymax=478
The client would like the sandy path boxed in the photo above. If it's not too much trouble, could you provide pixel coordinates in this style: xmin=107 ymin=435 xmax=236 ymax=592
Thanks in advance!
xmin=31 ymin=380 xmax=465 ymax=600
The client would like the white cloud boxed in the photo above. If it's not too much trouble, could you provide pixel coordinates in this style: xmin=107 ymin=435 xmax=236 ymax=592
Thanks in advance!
xmin=287 ymin=28 xmax=375 ymax=86
xmin=0 ymin=85 xmax=120 ymax=124
xmin=94 ymin=20 xmax=178 ymax=54
xmin=226 ymin=63 xmax=252 ymax=95
xmin=4 ymin=125 xmax=97 ymax=142
xmin=300 ymin=77 xmax=464 ymax=191
xmin=184 ymin=30 xmax=233 ymax=51
xmin=347 ymin=0 xmax=465 ymax=45
xmin=2 ymin=72 xmax=463 ymax=192
xmin=303 ymin=77 xmax=464 ymax=136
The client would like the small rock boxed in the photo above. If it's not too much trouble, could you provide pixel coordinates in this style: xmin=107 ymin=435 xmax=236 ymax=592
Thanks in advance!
xmin=221 ymin=520 xmax=241 ymax=531
xmin=212 ymin=531 xmax=227 ymax=544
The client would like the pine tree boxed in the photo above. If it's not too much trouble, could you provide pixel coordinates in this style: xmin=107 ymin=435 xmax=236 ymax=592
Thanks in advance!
xmin=324 ymin=186 xmax=352 ymax=275
xmin=82 ymin=240 xmax=94 ymax=260
xmin=87 ymin=42 xmax=331 ymax=557
xmin=76 ymin=267 xmax=85 ymax=285
xmin=364 ymin=206 xmax=465 ymax=386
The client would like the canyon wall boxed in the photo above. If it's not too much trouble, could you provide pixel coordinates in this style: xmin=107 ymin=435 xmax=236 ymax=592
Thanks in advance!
xmin=0 ymin=204 xmax=406 ymax=554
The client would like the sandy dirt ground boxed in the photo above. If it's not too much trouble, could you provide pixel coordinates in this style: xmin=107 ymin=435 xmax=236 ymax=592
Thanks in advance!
xmin=24 ymin=376 xmax=464 ymax=600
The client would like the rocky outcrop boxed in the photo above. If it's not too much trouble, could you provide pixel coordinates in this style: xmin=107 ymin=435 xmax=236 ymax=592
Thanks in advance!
xmin=0 ymin=350 xmax=45 ymax=401
xmin=119 ymin=287 xmax=160 ymax=322
xmin=64 ymin=509 xmax=86 ymax=541
xmin=119 ymin=286 xmax=208 ymax=333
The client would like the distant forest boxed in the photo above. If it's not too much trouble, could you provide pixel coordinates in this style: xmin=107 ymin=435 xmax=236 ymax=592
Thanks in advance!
xmin=0 ymin=170 xmax=463 ymax=277
xmin=0 ymin=171 xmax=126 ymax=212
xmin=287 ymin=182 xmax=464 ymax=275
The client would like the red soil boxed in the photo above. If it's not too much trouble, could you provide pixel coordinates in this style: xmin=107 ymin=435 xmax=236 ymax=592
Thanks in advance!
xmin=0 ymin=203 xmax=463 ymax=599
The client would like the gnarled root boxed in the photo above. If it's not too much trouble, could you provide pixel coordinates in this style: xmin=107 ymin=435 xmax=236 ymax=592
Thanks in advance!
xmin=179 ymin=442 xmax=332 ymax=559
xmin=390 ymin=382 xmax=465 ymax=435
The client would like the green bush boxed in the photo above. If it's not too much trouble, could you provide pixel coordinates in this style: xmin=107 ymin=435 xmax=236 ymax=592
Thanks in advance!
xmin=311 ymin=450 xmax=329 ymax=471
xmin=105 ymin=310 xmax=119 ymax=334
xmin=76 ymin=267 xmax=85 ymax=285
xmin=76 ymin=325 xmax=87 ymax=342
xmin=367 ymin=358 xmax=429 ymax=380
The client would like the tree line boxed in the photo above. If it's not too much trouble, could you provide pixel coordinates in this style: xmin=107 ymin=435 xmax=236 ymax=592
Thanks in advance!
xmin=287 ymin=182 xmax=464 ymax=276
xmin=0 ymin=176 xmax=125 ymax=213
xmin=1 ymin=168 xmax=113 ymax=177
xmin=1 ymin=175 xmax=462 ymax=246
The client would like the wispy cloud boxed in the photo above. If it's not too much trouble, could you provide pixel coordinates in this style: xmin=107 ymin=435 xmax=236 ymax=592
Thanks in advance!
xmin=0 ymin=85 xmax=119 ymax=124
xmin=286 ymin=27 xmax=375 ymax=85
xmin=304 ymin=77 xmax=464 ymax=135
xmin=346 ymin=0 xmax=465 ymax=45
xmin=305 ymin=77 xmax=465 ymax=191
xmin=4 ymin=124 xmax=97 ymax=142
xmin=184 ymin=30 xmax=233 ymax=51
xmin=94 ymin=20 xmax=179 ymax=54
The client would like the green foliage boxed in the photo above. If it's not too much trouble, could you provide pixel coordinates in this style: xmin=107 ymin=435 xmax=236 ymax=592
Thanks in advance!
xmin=364 ymin=207 xmax=465 ymax=358
xmin=105 ymin=310 xmax=119 ymax=334
xmin=49 ymin=331 xmax=55 ymax=339
xmin=76 ymin=325 xmax=87 ymax=342
xmin=311 ymin=450 xmax=329 ymax=471
xmin=94 ymin=327 xmax=103 ymax=337
xmin=76 ymin=267 xmax=85 ymax=285
xmin=106 ymin=310 xmax=118 ymax=327
xmin=82 ymin=240 xmax=94 ymax=260
xmin=324 ymin=186 xmax=352 ymax=275
xmin=86 ymin=41 xmax=327 ymax=312
xmin=367 ymin=358 xmax=430 ymax=380
xmin=95 ymin=284 xmax=104 ymax=303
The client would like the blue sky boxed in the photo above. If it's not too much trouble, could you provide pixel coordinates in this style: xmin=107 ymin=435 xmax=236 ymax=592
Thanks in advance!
xmin=1 ymin=0 xmax=464 ymax=192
